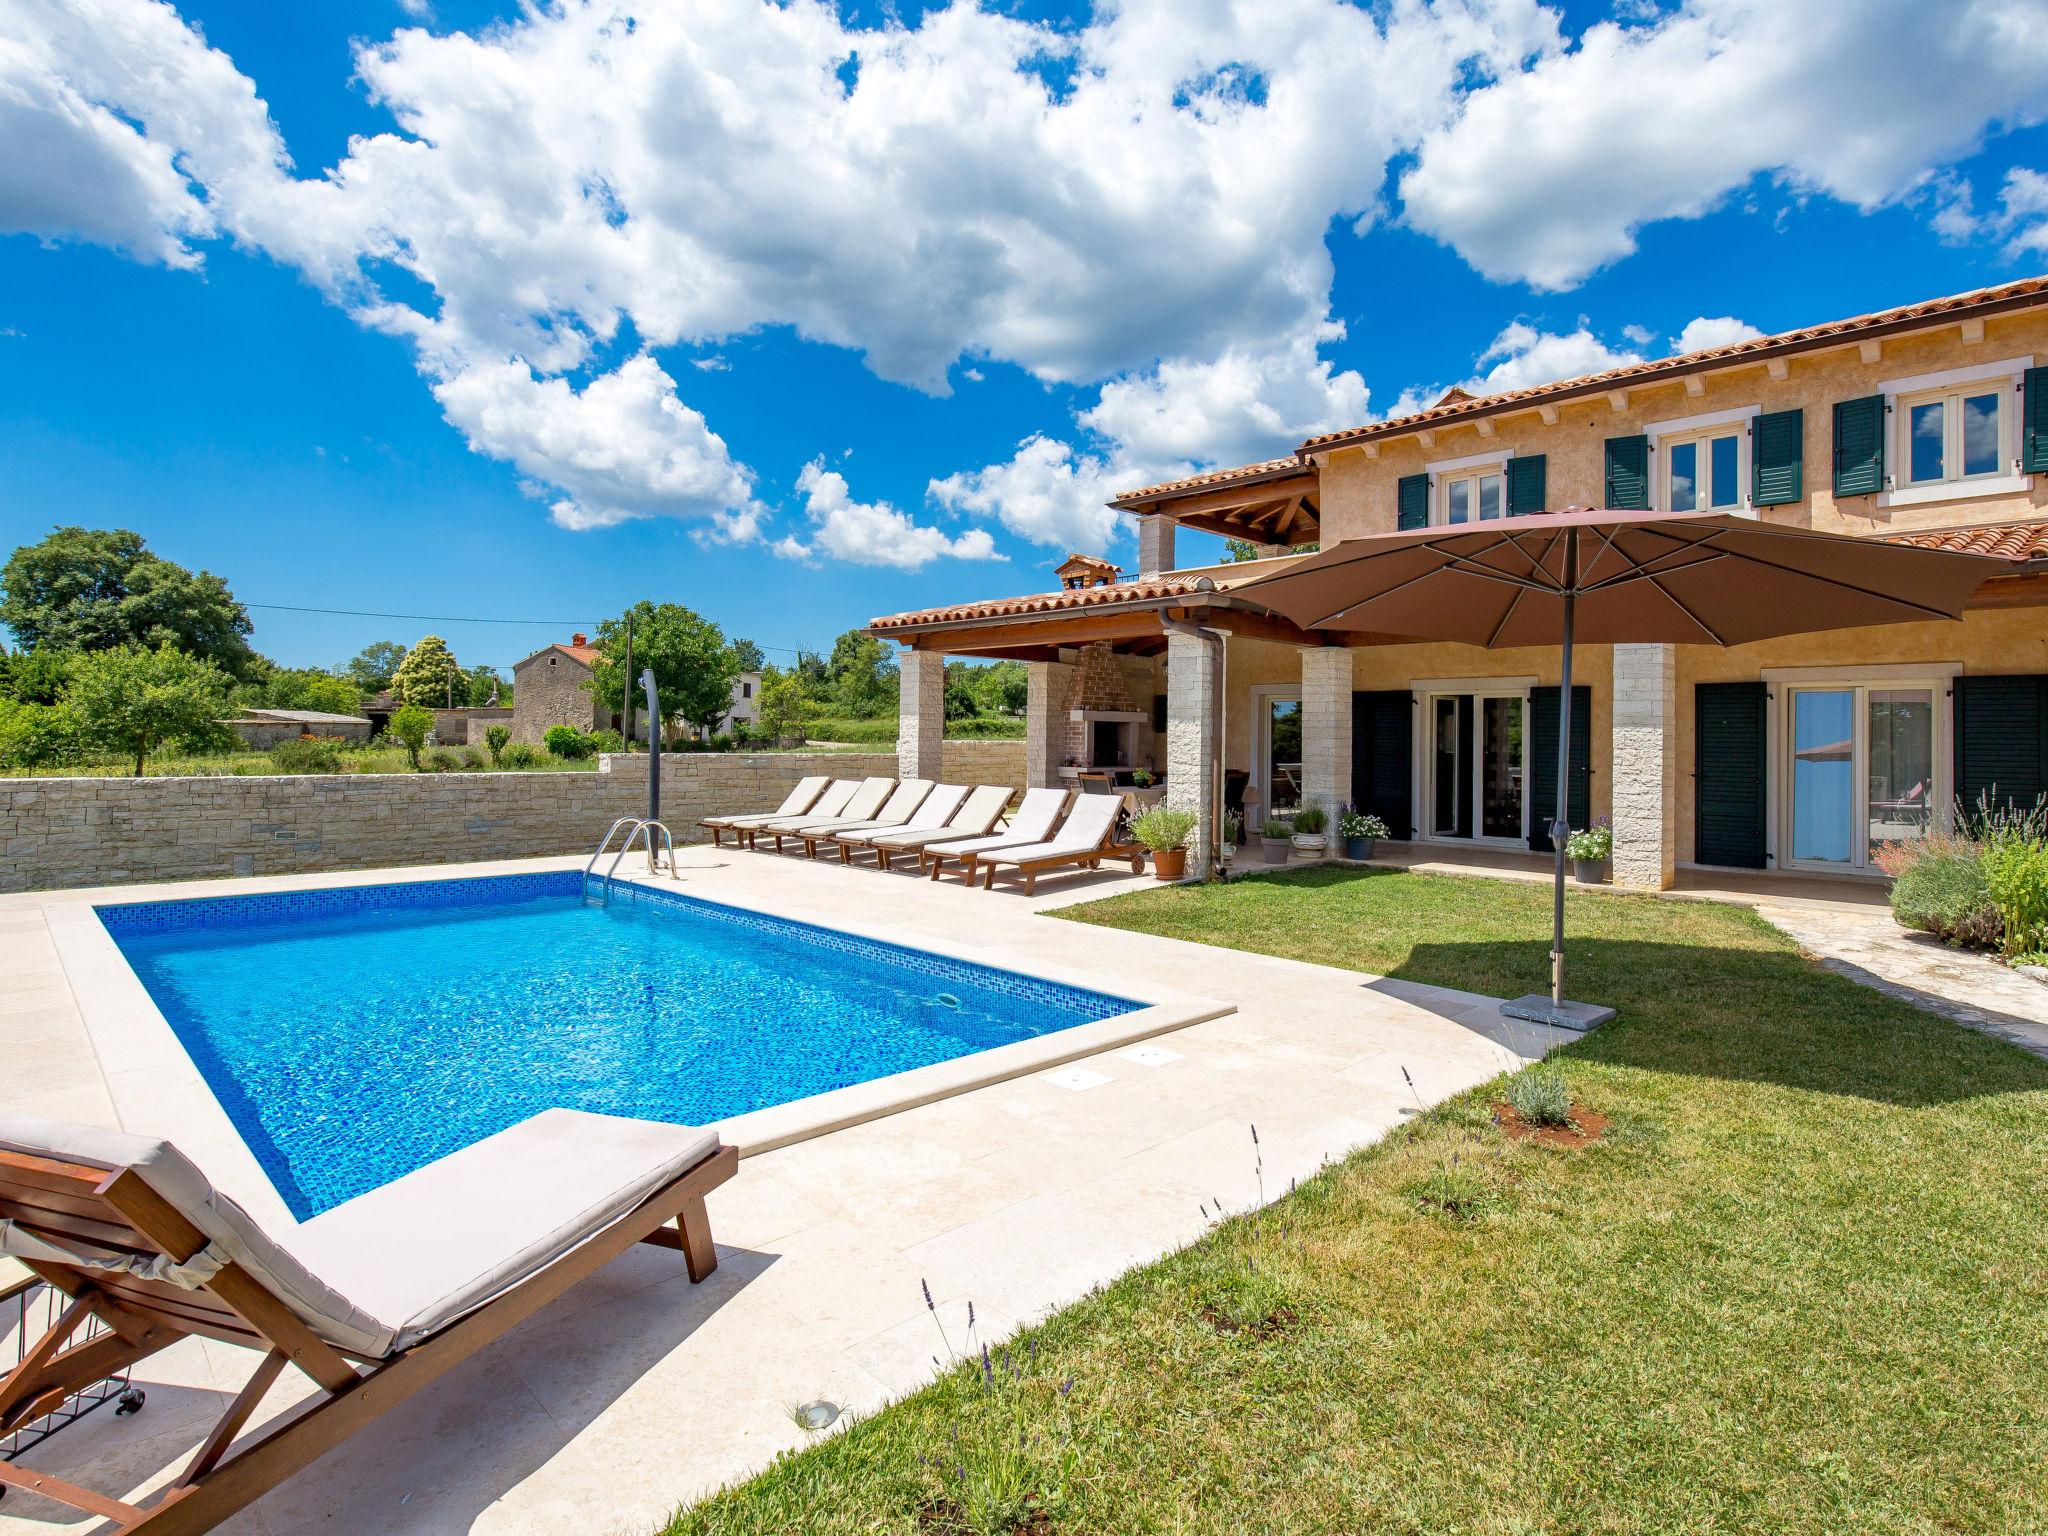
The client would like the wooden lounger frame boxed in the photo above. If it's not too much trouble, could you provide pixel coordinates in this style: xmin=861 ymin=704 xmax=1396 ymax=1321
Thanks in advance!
xmin=981 ymin=841 xmax=1145 ymax=895
xmin=0 ymin=1141 xmax=737 ymax=1534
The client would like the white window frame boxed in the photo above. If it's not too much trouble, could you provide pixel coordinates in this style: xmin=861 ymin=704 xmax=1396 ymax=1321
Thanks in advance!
xmin=1249 ymin=684 xmax=1303 ymax=817
xmin=1759 ymin=662 xmax=1957 ymax=875
xmin=1877 ymin=355 xmax=2034 ymax=509
xmin=1645 ymin=404 xmax=1757 ymax=517
xmin=1423 ymin=447 xmax=1514 ymax=527
xmin=1408 ymin=676 xmax=1538 ymax=847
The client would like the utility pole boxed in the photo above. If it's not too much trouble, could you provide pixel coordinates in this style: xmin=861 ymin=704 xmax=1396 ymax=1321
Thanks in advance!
xmin=622 ymin=614 xmax=636 ymax=747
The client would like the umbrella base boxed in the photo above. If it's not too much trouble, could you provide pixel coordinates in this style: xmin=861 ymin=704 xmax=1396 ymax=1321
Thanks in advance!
xmin=1502 ymin=994 xmax=1616 ymax=1033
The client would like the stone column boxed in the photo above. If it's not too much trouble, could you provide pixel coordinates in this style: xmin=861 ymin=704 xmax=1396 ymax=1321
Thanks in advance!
xmin=1138 ymin=515 xmax=1177 ymax=577
xmin=1301 ymin=646 xmax=1353 ymax=832
xmin=1024 ymin=658 xmax=1074 ymax=788
xmin=1165 ymin=628 xmax=1219 ymax=880
xmin=897 ymin=647 xmax=945 ymax=781
xmin=1611 ymin=643 xmax=1676 ymax=890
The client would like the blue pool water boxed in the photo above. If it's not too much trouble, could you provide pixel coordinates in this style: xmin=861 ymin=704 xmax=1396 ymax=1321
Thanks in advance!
xmin=100 ymin=872 xmax=1136 ymax=1219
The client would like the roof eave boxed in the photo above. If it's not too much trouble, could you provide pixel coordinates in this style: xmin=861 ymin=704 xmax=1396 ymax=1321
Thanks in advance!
xmin=1108 ymin=459 xmax=1313 ymax=510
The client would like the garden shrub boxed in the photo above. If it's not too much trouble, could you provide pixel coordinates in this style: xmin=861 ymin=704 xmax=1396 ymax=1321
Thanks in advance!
xmin=0 ymin=698 xmax=85 ymax=769
xmin=390 ymin=704 xmax=433 ymax=770
xmin=483 ymin=723 xmax=510 ymax=765
xmin=588 ymin=728 xmax=624 ymax=754
xmin=1983 ymin=835 xmax=2048 ymax=959
xmin=1505 ymin=1065 xmax=1572 ymax=1127
xmin=424 ymin=747 xmax=467 ymax=772
xmin=1880 ymin=834 xmax=2001 ymax=950
xmin=461 ymin=746 xmax=487 ymax=770
xmin=543 ymin=724 xmax=593 ymax=759
xmin=500 ymin=741 xmax=539 ymax=769
xmin=269 ymin=735 xmax=344 ymax=775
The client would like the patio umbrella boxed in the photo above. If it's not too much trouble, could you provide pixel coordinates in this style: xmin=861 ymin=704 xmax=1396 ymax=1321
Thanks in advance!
xmin=1229 ymin=507 xmax=2005 ymax=1029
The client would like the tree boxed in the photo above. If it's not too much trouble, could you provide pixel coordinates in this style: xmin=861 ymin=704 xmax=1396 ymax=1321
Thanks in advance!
xmin=66 ymin=644 xmax=232 ymax=776
xmin=483 ymin=723 xmax=511 ymax=766
xmin=466 ymin=664 xmax=509 ymax=706
xmin=239 ymin=665 xmax=362 ymax=717
xmin=1 ymin=526 xmax=256 ymax=677
xmin=1223 ymin=537 xmax=1318 ymax=563
xmin=826 ymin=629 xmax=897 ymax=717
xmin=754 ymin=667 xmax=816 ymax=743
xmin=966 ymin=658 xmax=1027 ymax=716
xmin=390 ymin=636 xmax=466 ymax=707
xmin=730 ymin=637 xmax=765 ymax=672
xmin=389 ymin=704 xmax=433 ymax=769
xmin=0 ymin=648 xmax=72 ymax=705
xmin=587 ymin=601 xmax=738 ymax=735
xmin=343 ymin=641 xmax=407 ymax=693
xmin=943 ymin=662 xmax=980 ymax=721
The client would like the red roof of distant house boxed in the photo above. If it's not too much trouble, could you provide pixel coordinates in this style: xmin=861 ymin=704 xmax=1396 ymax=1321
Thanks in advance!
xmin=1883 ymin=520 xmax=2048 ymax=562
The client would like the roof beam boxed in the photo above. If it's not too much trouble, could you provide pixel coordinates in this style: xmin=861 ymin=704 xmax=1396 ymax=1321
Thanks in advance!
xmin=903 ymin=608 xmax=1167 ymax=652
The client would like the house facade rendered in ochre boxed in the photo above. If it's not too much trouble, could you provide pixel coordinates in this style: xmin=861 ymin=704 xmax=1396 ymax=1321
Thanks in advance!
xmin=869 ymin=275 xmax=2048 ymax=888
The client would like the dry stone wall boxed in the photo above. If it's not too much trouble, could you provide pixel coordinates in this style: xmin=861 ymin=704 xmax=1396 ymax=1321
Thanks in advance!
xmin=0 ymin=741 xmax=1024 ymax=894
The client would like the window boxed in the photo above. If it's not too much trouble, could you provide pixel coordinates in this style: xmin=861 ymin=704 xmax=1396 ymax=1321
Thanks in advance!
xmin=1899 ymin=385 xmax=2004 ymax=487
xmin=1665 ymin=428 xmax=1744 ymax=512
xmin=1440 ymin=467 xmax=1504 ymax=524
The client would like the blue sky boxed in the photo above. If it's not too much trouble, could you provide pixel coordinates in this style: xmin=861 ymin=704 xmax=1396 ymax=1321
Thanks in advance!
xmin=4 ymin=0 xmax=2047 ymax=673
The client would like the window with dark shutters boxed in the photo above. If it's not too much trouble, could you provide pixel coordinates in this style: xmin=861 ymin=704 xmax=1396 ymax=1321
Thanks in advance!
xmin=2024 ymin=366 xmax=2048 ymax=475
xmin=1350 ymin=690 xmax=1414 ymax=839
xmin=1953 ymin=675 xmax=2048 ymax=819
xmin=1603 ymin=436 xmax=1649 ymax=510
xmin=1751 ymin=409 xmax=1804 ymax=508
xmin=1397 ymin=473 xmax=1429 ymax=530
xmin=1529 ymin=686 xmax=1592 ymax=852
xmin=1506 ymin=454 xmax=1547 ymax=516
xmin=1832 ymin=394 xmax=1885 ymax=496
xmin=1695 ymin=681 xmax=1767 ymax=867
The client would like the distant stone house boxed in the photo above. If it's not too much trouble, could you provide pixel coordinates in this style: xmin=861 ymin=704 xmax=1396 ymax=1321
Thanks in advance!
xmin=222 ymin=708 xmax=373 ymax=749
xmin=511 ymin=634 xmax=608 ymax=744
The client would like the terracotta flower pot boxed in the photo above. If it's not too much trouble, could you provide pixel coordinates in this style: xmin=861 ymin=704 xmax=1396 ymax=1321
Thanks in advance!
xmin=1152 ymin=846 xmax=1188 ymax=881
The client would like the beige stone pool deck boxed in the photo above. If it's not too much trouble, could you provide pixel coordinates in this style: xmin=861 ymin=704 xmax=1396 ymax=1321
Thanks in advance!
xmin=0 ymin=849 xmax=1571 ymax=1535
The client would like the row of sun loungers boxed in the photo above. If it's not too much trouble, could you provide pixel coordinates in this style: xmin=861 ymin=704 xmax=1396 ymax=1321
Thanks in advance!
xmin=698 ymin=776 xmax=1145 ymax=893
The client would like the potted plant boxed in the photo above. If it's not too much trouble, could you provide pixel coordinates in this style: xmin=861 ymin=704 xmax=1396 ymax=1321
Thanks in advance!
xmin=1338 ymin=806 xmax=1388 ymax=860
xmin=1290 ymin=805 xmax=1328 ymax=861
xmin=1565 ymin=821 xmax=1612 ymax=884
xmin=1259 ymin=817 xmax=1293 ymax=864
xmin=1220 ymin=811 xmax=1241 ymax=865
xmin=1130 ymin=805 xmax=1198 ymax=881
xmin=1130 ymin=766 xmax=1155 ymax=788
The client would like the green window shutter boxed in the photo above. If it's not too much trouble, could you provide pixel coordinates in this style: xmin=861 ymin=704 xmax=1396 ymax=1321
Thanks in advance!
xmin=1528 ymin=685 xmax=1592 ymax=852
xmin=1351 ymin=690 xmax=1414 ymax=839
xmin=2024 ymin=366 xmax=2048 ymax=475
xmin=1506 ymin=454 xmax=1547 ymax=516
xmin=1751 ymin=408 xmax=1804 ymax=508
xmin=1953 ymin=674 xmax=2048 ymax=820
xmin=1695 ymin=681 xmax=1767 ymax=868
xmin=1832 ymin=394 xmax=1885 ymax=497
xmin=1396 ymin=473 xmax=1429 ymax=530
xmin=1603 ymin=435 xmax=1649 ymax=510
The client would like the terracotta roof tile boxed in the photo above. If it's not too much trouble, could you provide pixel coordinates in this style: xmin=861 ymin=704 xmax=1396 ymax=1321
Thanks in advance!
xmin=1882 ymin=520 xmax=2048 ymax=561
xmin=1302 ymin=274 xmax=2048 ymax=454
xmin=1112 ymin=456 xmax=1307 ymax=506
xmin=869 ymin=574 xmax=1214 ymax=631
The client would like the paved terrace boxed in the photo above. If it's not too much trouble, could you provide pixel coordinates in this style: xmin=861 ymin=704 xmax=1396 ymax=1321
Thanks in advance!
xmin=0 ymin=849 xmax=1571 ymax=1535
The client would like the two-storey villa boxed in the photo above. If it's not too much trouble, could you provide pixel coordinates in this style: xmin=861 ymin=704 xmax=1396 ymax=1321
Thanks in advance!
xmin=870 ymin=276 xmax=2048 ymax=888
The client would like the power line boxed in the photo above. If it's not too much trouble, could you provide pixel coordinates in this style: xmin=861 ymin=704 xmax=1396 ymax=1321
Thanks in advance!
xmin=241 ymin=600 xmax=823 ymax=656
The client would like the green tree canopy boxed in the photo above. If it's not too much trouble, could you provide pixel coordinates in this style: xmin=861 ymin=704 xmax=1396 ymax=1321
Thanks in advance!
xmin=826 ymin=629 xmax=898 ymax=717
xmin=466 ymin=664 xmax=508 ymax=706
xmin=239 ymin=664 xmax=363 ymax=717
xmin=0 ymin=526 xmax=256 ymax=677
xmin=730 ymin=637 xmax=765 ymax=672
xmin=343 ymin=640 xmax=408 ymax=693
xmin=754 ymin=667 xmax=816 ymax=742
xmin=66 ymin=643 xmax=233 ymax=776
xmin=390 ymin=635 xmax=466 ymax=706
xmin=588 ymin=601 xmax=739 ymax=733
xmin=389 ymin=703 xmax=433 ymax=769
xmin=0 ymin=648 xmax=73 ymax=705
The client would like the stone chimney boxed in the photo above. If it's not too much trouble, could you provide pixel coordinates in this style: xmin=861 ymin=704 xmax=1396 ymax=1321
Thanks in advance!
xmin=571 ymin=632 xmax=588 ymax=647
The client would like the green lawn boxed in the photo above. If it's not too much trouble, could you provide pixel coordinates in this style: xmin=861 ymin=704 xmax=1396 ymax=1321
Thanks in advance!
xmin=667 ymin=868 xmax=2048 ymax=1536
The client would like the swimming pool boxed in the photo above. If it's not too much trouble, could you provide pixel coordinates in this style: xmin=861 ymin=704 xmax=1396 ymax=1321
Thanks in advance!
xmin=99 ymin=872 xmax=1139 ymax=1219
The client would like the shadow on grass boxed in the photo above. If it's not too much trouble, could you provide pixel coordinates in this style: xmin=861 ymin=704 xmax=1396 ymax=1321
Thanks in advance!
xmin=1153 ymin=865 xmax=2048 ymax=1110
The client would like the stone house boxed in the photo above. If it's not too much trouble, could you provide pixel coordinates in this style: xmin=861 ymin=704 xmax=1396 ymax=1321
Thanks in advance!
xmin=223 ymin=708 xmax=373 ymax=749
xmin=511 ymin=634 xmax=607 ymax=744
xmin=871 ymin=274 xmax=2048 ymax=888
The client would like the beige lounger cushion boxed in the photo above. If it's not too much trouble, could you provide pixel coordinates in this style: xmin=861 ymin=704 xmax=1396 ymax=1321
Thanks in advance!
xmin=704 ymin=775 xmax=828 ymax=827
xmin=868 ymin=784 xmax=1011 ymax=847
xmin=978 ymin=795 xmax=1120 ymax=867
xmin=0 ymin=1111 xmax=391 ymax=1359
xmin=760 ymin=776 xmax=892 ymax=833
xmin=925 ymin=786 xmax=1071 ymax=858
xmin=0 ymin=1108 xmax=717 ymax=1360
xmin=283 ymin=1109 xmax=717 ymax=1353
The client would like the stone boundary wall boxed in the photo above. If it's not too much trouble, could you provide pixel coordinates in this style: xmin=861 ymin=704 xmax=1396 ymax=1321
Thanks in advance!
xmin=0 ymin=740 xmax=1025 ymax=894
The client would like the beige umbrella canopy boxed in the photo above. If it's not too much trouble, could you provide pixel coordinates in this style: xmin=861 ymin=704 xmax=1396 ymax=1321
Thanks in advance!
xmin=1231 ymin=507 xmax=2007 ymax=1027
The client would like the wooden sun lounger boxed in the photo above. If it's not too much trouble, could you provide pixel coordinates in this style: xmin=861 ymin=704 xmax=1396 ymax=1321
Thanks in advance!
xmin=975 ymin=796 xmax=1142 ymax=894
xmin=919 ymin=787 xmax=1073 ymax=882
xmin=725 ymin=778 xmax=861 ymax=850
xmin=829 ymin=784 xmax=970 ymax=865
xmin=697 ymin=775 xmax=831 ymax=848
xmin=789 ymin=780 xmax=933 ymax=858
xmin=754 ymin=777 xmax=893 ymax=852
xmin=0 ymin=1111 xmax=736 ymax=1535
xmin=846 ymin=785 xmax=1012 ymax=870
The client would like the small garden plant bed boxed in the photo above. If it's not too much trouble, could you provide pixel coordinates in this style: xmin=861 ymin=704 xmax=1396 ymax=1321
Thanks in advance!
xmin=1491 ymin=1101 xmax=1609 ymax=1148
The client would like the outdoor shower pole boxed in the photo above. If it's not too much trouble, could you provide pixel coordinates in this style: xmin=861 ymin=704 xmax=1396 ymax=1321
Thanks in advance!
xmin=1550 ymin=528 xmax=1578 ymax=1007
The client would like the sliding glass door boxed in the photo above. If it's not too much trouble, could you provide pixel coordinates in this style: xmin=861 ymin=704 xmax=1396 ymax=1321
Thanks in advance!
xmin=1786 ymin=683 xmax=1937 ymax=870
xmin=1424 ymin=691 xmax=1524 ymax=843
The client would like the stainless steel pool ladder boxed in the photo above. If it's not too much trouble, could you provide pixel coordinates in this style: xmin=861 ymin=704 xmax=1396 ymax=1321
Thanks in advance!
xmin=585 ymin=817 xmax=678 ymax=902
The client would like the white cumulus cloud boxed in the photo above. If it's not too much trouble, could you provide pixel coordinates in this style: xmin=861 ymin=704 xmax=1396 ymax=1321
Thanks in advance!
xmin=1672 ymin=314 xmax=1763 ymax=354
xmin=778 ymin=460 xmax=1003 ymax=570
xmin=1383 ymin=319 xmax=1643 ymax=417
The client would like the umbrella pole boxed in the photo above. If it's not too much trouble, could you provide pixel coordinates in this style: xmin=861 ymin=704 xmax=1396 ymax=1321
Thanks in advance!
xmin=1550 ymin=529 xmax=1577 ymax=1009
